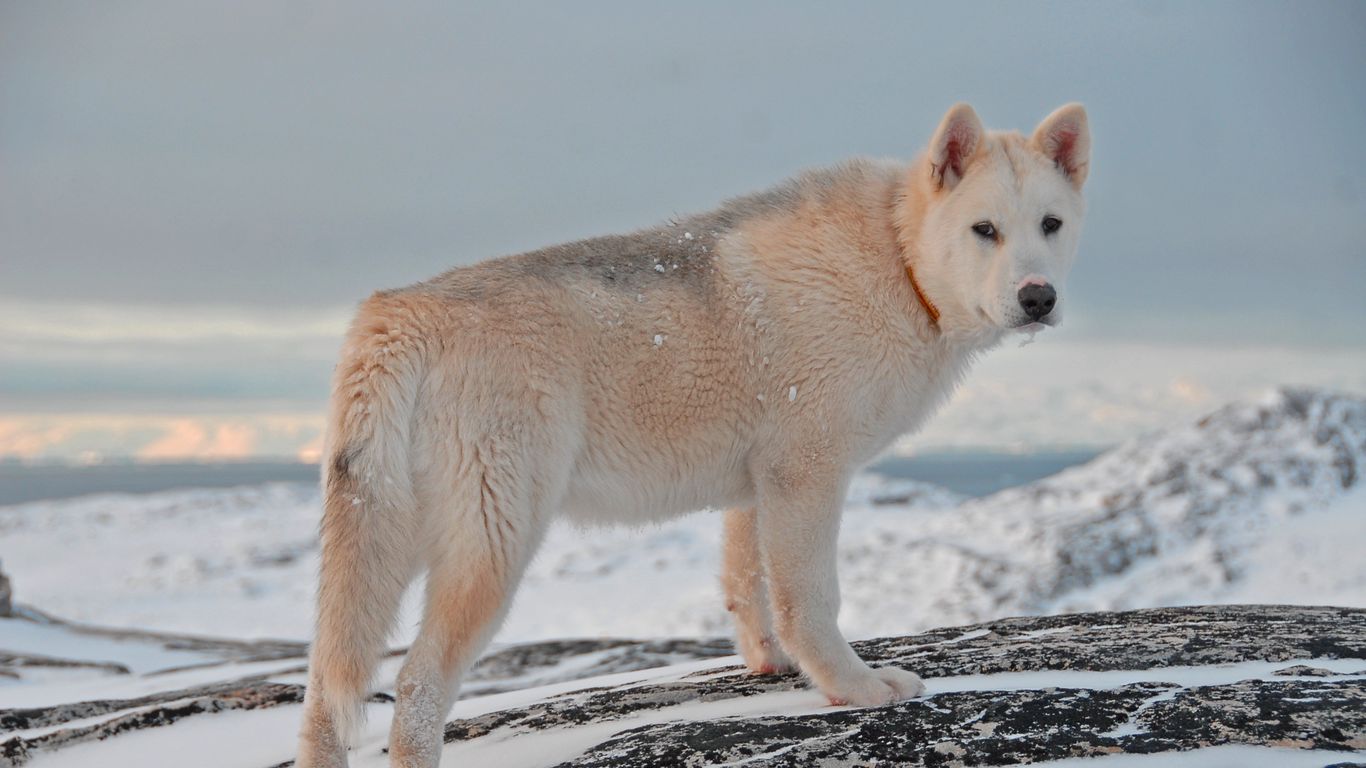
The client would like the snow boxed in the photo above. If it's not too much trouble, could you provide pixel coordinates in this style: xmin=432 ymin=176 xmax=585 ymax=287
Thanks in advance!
xmin=438 ymin=689 xmax=826 ymax=768
xmin=0 ymin=615 xmax=216 ymax=677
xmin=1218 ymin=486 xmax=1366 ymax=606
xmin=0 ymin=653 xmax=306 ymax=709
xmin=2 ymin=388 xmax=1363 ymax=765
xmin=0 ymin=483 xmax=321 ymax=639
xmin=1 ymin=389 xmax=1362 ymax=647
xmin=25 ymin=705 xmax=328 ymax=768
xmin=926 ymin=657 xmax=1366 ymax=697
xmin=1033 ymin=745 xmax=1365 ymax=767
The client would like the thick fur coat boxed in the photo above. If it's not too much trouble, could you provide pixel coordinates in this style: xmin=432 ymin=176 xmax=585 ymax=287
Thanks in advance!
xmin=298 ymin=103 xmax=1091 ymax=767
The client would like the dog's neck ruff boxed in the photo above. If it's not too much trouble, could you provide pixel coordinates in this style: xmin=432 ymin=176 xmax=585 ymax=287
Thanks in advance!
xmin=905 ymin=263 xmax=941 ymax=326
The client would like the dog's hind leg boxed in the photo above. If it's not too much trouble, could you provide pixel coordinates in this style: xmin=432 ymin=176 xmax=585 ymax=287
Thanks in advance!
xmin=386 ymin=439 xmax=558 ymax=767
xmin=721 ymin=507 xmax=795 ymax=675
xmin=298 ymin=296 xmax=430 ymax=767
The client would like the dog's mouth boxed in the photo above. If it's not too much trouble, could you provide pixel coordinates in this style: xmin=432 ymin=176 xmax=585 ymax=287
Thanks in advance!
xmin=1013 ymin=317 xmax=1057 ymax=332
xmin=978 ymin=308 xmax=1059 ymax=334
xmin=1011 ymin=318 xmax=1056 ymax=348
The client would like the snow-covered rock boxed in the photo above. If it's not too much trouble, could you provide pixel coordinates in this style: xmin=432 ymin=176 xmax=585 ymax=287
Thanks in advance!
xmin=1 ymin=605 xmax=1362 ymax=766
xmin=0 ymin=562 xmax=11 ymax=617
xmin=473 ymin=605 xmax=1366 ymax=767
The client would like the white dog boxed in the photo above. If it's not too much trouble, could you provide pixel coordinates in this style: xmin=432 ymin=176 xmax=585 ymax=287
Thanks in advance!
xmin=297 ymin=103 xmax=1091 ymax=766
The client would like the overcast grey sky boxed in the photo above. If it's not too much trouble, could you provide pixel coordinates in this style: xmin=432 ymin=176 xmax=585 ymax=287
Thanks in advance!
xmin=2 ymin=1 xmax=1364 ymax=460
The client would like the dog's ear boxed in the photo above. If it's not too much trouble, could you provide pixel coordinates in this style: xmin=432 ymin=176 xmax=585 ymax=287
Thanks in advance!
xmin=928 ymin=103 xmax=984 ymax=190
xmin=1032 ymin=103 xmax=1090 ymax=189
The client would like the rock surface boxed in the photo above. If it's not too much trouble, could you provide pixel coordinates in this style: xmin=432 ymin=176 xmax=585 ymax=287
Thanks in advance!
xmin=434 ymin=604 xmax=1366 ymax=767
xmin=0 ymin=561 xmax=11 ymax=617
xmin=3 ymin=604 xmax=1363 ymax=766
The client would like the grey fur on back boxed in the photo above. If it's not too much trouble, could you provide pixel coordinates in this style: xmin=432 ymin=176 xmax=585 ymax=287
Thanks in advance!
xmin=403 ymin=159 xmax=893 ymax=304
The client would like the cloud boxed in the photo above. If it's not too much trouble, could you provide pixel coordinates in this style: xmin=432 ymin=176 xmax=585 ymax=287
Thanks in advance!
xmin=296 ymin=433 xmax=324 ymax=464
xmin=0 ymin=300 xmax=341 ymax=406
xmin=0 ymin=413 xmax=323 ymax=463
xmin=137 ymin=420 xmax=257 ymax=461
xmin=1169 ymin=377 xmax=1210 ymax=405
xmin=0 ymin=300 xmax=350 ymax=345
xmin=0 ymin=420 xmax=76 ymax=459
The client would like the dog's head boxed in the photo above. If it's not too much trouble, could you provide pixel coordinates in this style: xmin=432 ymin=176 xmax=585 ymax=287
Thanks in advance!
xmin=901 ymin=103 xmax=1090 ymax=344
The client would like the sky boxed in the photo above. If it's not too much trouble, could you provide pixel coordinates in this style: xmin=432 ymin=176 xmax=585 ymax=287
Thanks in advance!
xmin=1 ymin=1 xmax=1364 ymax=462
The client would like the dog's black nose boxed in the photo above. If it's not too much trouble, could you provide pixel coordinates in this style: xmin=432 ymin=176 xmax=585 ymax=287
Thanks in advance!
xmin=1018 ymin=283 xmax=1057 ymax=321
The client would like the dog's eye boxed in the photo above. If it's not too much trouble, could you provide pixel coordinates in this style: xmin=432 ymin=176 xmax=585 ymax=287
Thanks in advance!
xmin=1041 ymin=215 xmax=1062 ymax=235
xmin=971 ymin=222 xmax=996 ymax=239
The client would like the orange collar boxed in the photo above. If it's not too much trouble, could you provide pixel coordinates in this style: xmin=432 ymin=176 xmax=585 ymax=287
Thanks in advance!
xmin=905 ymin=263 xmax=940 ymax=325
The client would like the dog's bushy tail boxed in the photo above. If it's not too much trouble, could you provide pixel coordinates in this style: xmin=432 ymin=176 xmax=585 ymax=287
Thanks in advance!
xmin=307 ymin=294 xmax=429 ymax=746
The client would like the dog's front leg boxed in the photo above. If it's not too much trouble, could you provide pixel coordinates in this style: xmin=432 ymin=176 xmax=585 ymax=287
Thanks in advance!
xmin=756 ymin=466 xmax=925 ymax=707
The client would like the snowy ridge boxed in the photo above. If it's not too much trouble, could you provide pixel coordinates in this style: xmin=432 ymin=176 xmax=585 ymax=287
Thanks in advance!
xmin=854 ymin=386 xmax=1366 ymax=630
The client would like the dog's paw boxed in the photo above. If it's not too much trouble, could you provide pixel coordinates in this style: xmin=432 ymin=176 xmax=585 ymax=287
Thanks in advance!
xmin=823 ymin=666 xmax=925 ymax=707
xmin=736 ymin=632 xmax=796 ymax=675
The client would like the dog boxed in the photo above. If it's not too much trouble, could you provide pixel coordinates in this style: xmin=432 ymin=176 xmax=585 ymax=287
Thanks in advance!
xmin=297 ymin=102 xmax=1091 ymax=766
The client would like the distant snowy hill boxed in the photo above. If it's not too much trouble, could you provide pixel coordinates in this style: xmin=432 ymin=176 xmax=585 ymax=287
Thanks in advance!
xmin=855 ymin=387 xmax=1366 ymax=632
xmin=0 ymin=388 xmax=1362 ymax=646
